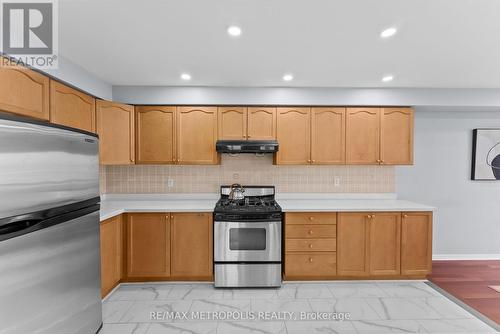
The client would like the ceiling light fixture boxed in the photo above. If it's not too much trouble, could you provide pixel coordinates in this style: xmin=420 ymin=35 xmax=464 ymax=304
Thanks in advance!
xmin=380 ymin=27 xmax=397 ymax=38
xmin=227 ymin=25 xmax=242 ymax=37
xmin=180 ymin=73 xmax=191 ymax=80
xmin=382 ymin=75 xmax=394 ymax=82
xmin=282 ymin=74 xmax=294 ymax=82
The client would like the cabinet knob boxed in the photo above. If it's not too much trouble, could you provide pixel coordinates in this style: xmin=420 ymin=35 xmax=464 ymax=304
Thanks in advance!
xmin=403 ymin=214 xmax=408 ymax=218
xmin=372 ymin=214 xmax=376 ymax=218
xmin=312 ymin=160 xmax=316 ymax=163
xmin=170 ymin=214 xmax=174 ymax=219
xmin=308 ymin=229 xmax=313 ymax=235
xmin=309 ymin=243 xmax=313 ymax=249
xmin=307 ymin=159 xmax=311 ymax=163
xmin=367 ymin=214 xmax=372 ymax=219
xmin=309 ymin=216 xmax=314 ymax=221
xmin=309 ymin=257 xmax=313 ymax=263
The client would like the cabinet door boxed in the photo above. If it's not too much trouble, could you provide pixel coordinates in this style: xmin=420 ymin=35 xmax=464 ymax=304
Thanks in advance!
xmin=311 ymin=107 xmax=345 ymax=164
xmin=100 ymin=215 xmax=122 ymax=297
xmin=218 ymin=107 xmax=247 ymax=140
xmin=126 ymin=213 xmax=170 ymax=278
xmin=337 ymin=213 xmax=370 ymax=276
xmin=276 ymin=107 xmax=311 ymax=164
xmin=96 ymin=100 xmax=135 ymax=165
xmin=171 ymin=213 xmax=213 ymax=279
xmin=346 ymin=108 xmax=380 ymax=164
xmin=369 ymin=212 xmax=401 ymax=276
xmin=247 ymin=107 xmax=276 ymax=140
xmin=136 ymin=106 xmax=176 ymax=164
xmin=0 ymin=57 xmax=49 ymax=120
xmin=380 ymin=108 xmax=413 ymax=165
xmin=50 ymin=80 xmax=96 ymax=132
xmin=177 ymin=106 xmax=219 ymax=164
xmin=401 ymin=212 xmax=432 ymax=276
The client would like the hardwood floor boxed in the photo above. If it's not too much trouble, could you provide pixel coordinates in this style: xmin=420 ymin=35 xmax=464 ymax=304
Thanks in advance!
xmin=428 ymin=260 xmax=500 ymax=325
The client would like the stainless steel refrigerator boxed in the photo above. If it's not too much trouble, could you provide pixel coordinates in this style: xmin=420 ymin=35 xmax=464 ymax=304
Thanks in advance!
xmin=0 ymin=113 xmax=102 ymax=334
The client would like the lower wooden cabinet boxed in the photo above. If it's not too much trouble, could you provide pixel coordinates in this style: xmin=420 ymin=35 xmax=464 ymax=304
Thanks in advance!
xmin=369 ymin=212 xmax=401 ymax=276
xmin=171 ymin=213 xmax=213 ymax=280
xmin=100 ymin=215 xmax=123 ymax=297
xmin=337 ymin=213 xmax=370 ymax=276
xmin=401 ymin=212 xmax=433 ymax=275
xmin=126 ymin=213 xmax=171 ymax=278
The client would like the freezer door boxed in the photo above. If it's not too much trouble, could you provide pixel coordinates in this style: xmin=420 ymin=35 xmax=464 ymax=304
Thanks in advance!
xmin=0 ymin=208 xmax=102 ymax=334
xmin=0 ymin=114 xmax=99 ymax=219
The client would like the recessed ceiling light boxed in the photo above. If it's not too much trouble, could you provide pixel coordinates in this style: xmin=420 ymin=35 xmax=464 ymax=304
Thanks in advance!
xmin=380 ymin=27 xmax=397 ymax=38
xmin=180 ymin=73 xmax=191 ymax=80
xmin=282 ymin=74 xmax=294 ymax=81
xmin=227 ymin=25 xmax=242 ymax=37
xmin=382 ymin=75 xmax=394 ymax=82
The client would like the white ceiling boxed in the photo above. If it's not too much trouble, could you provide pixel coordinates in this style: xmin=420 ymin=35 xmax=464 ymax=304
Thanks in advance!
xmin=59 ymin=0 xmax=500 ymax=88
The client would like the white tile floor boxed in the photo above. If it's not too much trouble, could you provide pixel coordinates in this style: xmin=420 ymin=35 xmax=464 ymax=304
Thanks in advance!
xmin=99 ymin=281 xmax=498 ymax=334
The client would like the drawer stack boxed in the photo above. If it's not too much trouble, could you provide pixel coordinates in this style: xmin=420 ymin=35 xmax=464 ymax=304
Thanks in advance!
xmin=284 ymin=212 xmax=337 ymax=279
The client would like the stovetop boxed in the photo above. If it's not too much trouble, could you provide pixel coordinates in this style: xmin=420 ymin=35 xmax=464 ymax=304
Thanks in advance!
xmin=214 ymin=185 xmax=282 ymax=221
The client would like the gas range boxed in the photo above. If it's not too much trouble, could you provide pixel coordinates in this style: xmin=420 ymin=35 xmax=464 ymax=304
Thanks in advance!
xmin=213 ymin=186 xmax=283 ymax=288
xmin=214 ymin=186 xmax=282 ymax=221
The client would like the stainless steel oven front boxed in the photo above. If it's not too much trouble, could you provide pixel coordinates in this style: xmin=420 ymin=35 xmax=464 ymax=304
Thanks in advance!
xmin=214 ymin=221 xmax=281 ymax=262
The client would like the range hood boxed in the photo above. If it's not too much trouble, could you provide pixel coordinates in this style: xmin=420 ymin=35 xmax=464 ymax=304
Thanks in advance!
xmin=216 ymin=140 xmax=279 ymax=154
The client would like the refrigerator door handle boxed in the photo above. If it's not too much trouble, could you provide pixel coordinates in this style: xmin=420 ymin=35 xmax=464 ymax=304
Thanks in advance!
xmin=0 ymin=219 xmax=43 ymax=236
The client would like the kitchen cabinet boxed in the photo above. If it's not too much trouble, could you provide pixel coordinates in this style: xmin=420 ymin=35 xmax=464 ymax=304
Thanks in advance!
xmin=369 ymin=212 xmax=401 ymax=276
xmin=100 ymin=215 xmax=123 ymax=297
xmin=311 ymin=107 xmax=346 ymax=164
xmin=96 ymin=100 xmax=135 ymax=165
xmin=126 ymin=213 xmax=170 ymax=278
xmin=135 ymin=106 xmax=176 ymax=164
xmin=170 ymin=213 xmax=213 ymax=280
xmin=218 ymin=107 xmax=247 ymax=140
xmin=276 ymin=107 xmax=311 ymax=164
xmin=380 ymin=108 xmax=413 ymax=165
xmin=346 ymin=108 xmax=380 ymax=164
xmin=247 ymin=107 xmax=277 ymax=140
xmin=218 ymin=107 xmax=277 ymax=140
xmin=284 ymin=212 xmax=337 ymax=279
xmin=49 ymin=80 xmax=96 ymax=133
xmin=337 ymin=213 xmax=370 ymax=276
xmin=401 ymin=212 xmax=432 ymax=276
xmin=0 ymin=57 xmax=50 ymax=120
xmin=177 ymin=106 xmax=219 ymax=164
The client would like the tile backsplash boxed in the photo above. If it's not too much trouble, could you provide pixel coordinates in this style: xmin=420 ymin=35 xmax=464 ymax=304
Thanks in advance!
xmin=101 ymin=154 xmax=395 ymax=194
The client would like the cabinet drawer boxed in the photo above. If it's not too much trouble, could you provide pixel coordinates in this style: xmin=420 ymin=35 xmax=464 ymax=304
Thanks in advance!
xmin=285 ymin=252 xmax=337 ymax=277
xmin=286 ymin=225 xmax=337 ymax=239
xmin=286 ymin=212 xmax=337 ymax=225
xmin=286 ymin=238 xmax=336 ymax=252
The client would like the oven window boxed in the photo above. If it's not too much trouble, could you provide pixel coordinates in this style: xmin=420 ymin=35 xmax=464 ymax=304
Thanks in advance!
xmin=229 ymin=228 xmax=266 ymax=250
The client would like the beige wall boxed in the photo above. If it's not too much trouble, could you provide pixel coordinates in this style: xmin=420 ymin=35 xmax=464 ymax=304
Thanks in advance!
xmin=101 ymin=154 xmax=394 ymax=194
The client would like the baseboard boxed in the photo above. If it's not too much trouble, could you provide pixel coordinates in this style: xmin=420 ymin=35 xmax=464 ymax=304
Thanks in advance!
xmin=433 ymin=254 xmax=500 ymax=260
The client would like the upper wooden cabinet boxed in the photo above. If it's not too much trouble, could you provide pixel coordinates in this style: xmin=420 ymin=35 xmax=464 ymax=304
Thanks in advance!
xmin=100 ymin=215 xmax=123 ymax=297
xmin=247 ymin=107 xmax=277 ymax=140
xmin=401 ymin=212 xmax=432 ymax=276
xmin=136 ymin=106 xmax=176 ymax=164
xmin=218 ymin=107 xmax=247 ymax=140
xmin=126 ymin=213 xmax=170 ymax=278
xmin=346 ymin=108 xmax=381 ymax=164
xmin=171 ymin=213 xmax=213 ymax=279
xmin=218 ymin=107 xmax=277 ymax=140
xmin=311 ymin=107 xmax=345 ymax=164
xmin=177 ymin=106 xmax=219 ymax=164
xmin=96 ymin=100 xmax=135 ymax=165
xmin=0 ymin=58 xmax=49 ymax=120
xmin=380 ymin=108 xmax=414 ymax=165
xmin=276 ymin=107 xmax=311 ymax=164
xmin=50 ymin=80 xmax=96 ymax=133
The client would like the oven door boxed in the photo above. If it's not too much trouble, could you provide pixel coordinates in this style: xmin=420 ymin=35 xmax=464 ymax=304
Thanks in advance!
xmin=214 ymin=221 xmax=281 ymax=262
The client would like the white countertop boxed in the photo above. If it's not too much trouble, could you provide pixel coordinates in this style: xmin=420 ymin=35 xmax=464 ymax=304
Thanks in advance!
xmin=100 ymin=193 xmax=435 ymax=221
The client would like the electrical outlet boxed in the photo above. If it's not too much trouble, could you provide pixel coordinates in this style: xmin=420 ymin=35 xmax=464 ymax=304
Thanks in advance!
xmin=167 ymin=178 xmax=175 ymax=188
xmin=334 ymin=176 xmax=341 ymax=187
xmin=233 ymin=173 xmax=240 ymax=180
